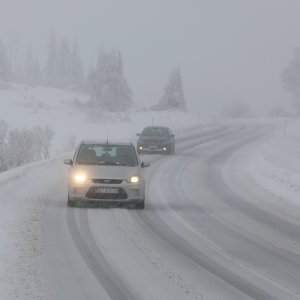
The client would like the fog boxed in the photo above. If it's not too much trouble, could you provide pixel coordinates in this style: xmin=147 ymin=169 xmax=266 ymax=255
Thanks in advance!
xmin=1 ymin=0 xmax=300 ymax=115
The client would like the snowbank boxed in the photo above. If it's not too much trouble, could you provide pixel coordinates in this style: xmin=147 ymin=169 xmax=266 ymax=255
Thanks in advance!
xmin=247 ymin=118 xmax=300 ymax=206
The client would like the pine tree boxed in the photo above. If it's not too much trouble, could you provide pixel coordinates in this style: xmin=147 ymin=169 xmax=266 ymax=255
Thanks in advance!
xmin=44 ymin=31 xmax=59 ymax=86
xmin=56 ymin=38 xmax=72 ymax=88
xmin=282 ymin=47 xmax=300 ymax=113
xmin=87 ymin=48 xmax=132 ymax=112
xmin=25 ymin=47 xmax=42 ymax=85
xmin=44 ymin=32 xmax=84 ymax=90
xmin=70 ymin=41 xmax=84 ymax=90
xmin=0 ymin=40 xmax=11 ymax=81
xmin=153 ymin=68 xmax=186 ymax=111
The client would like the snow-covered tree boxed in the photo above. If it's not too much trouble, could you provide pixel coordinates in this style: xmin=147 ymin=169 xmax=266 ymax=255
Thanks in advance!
xmin=32 ymin=125 xmax=54 ymax=158
xmin=152 ymin=68 xmax=186 ymax=111
xmin=44 ymin=31 xmax=59 ymax=86
xmin=44 ymin=32 xmax=84 ymax=90
xmin=87 ymin=48 xmax=132 ymax=112
xmin=69 ymin=41 xmax=84 ymax=90
xmin=0 ymin=120 xmax=8 ymax=172
xmin=24 ymin=47 xmax=42 ymax=85
xmin=0 ymin=123 xmax=55 ymax=171
xmin=56 ymin=38 xmax=72 ymax=88
xmin=5 ymin=128 xmax=38 ymax=168
xmin=6 ymin=35 xmax=20 ymax=81
xmin=282 ymin=47 xmax=300 ymax=113
xmin=0 ymin=40 xmax=11 ymax=81
xmin=64 ymin=135 xmax=77 ymax=152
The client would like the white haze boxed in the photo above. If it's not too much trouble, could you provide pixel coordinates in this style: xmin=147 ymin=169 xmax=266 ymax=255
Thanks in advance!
xmin=1 ymin=0 xmax=300 ymax=115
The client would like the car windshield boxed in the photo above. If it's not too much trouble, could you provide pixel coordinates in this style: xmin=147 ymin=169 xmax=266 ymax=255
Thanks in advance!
xmin=141 ymin=127 xmax=169 ymax=137
xmin=76 ymin=144 xmax=138 ymax=166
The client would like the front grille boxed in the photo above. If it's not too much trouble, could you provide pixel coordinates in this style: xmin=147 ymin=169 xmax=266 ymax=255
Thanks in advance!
xmin=91 ymin=179 xmax=123 ymax=184
xmin=86 ymin=188 xmax=128 ymax=199
xmin=140 ymin=140 xmax=169 ymax=147
xmin=146 ymin=140 xmax=161 ymax=145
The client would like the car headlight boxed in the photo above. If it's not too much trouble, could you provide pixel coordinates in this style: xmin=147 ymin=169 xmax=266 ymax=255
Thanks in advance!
xmin=126 ymin=175 xmax=140 ymax=183
xmin=73 ymin=173 xmax=87 ymax=183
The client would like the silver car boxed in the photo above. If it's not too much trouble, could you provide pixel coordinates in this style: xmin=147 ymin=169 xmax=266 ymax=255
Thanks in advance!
xmin=64 ymin=141 xmax=150 ymax=209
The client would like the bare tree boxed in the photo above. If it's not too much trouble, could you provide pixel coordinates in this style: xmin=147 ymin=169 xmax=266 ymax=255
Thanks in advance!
xmin=0 ymin=120 xmax=8 ymax=171
xmin=64 ymin=135 xmax=77 ymax=152
xmin=6 ymin=128 xmax=37 ymax=168
xmin=0 ymin=124 xmax=55 ymax=171
xmin=33 ymin=126 xmax=55 ymax=158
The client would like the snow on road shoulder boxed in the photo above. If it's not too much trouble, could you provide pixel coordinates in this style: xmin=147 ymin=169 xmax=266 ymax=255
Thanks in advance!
xmin=248 ymin=118 xmax=300 ymax=207
xmin=0 ymin=156 xmax=67 ymax=300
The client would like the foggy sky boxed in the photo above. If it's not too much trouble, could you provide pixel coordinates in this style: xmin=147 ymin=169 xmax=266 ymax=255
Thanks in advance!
xmin=1 ymin=0 xmax=300 ymax=115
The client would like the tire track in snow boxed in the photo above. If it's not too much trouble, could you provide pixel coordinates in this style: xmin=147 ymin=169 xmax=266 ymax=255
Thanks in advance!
xmin=67 ymin=208 xmax=142 ymax=300
xmin=139 ymin=125 xmax=283 ymax=300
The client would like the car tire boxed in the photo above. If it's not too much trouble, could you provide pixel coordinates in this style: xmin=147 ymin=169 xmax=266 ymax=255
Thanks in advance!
xmin=67 ymin=195 xmax=77 ymax=207
xmin=135 ymin=199 xmax=145 ymax=209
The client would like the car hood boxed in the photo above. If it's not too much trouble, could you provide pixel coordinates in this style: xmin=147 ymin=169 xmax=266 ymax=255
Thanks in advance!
xmin=71 ymin=165 xmax=140 ymax=179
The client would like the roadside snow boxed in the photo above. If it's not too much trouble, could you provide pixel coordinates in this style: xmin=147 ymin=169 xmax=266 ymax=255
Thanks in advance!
xmin=0 ymin=156 xmax=65 ymax=300
xmin=247 ymin=118 xmax=300 ymax=207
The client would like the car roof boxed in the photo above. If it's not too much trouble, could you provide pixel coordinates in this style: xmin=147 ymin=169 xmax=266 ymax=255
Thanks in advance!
xmin=79 ymin=140 xmax=134 ymax=146
xmin=143 ymin=126 xmax=170 ymax=129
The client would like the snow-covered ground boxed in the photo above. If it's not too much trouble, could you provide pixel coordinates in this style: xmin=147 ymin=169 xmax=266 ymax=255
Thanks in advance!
xmin=218 ymin=117 xmax=300 ymax=205
xmin=248 ymin=119 xmax=300 ymax=206
xmin=0 ymin=84 xmax=299 ymax=299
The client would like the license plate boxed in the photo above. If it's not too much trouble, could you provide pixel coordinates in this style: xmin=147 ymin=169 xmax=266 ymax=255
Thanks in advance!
xmin=95 ymin=187 xmax=119 ymax=194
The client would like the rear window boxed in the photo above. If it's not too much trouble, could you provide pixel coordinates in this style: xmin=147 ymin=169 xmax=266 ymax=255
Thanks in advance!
xmin=76 ymin=144 xmax=138 ymax=166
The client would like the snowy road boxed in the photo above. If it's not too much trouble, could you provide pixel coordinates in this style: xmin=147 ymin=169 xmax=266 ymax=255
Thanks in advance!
xmin=2 ymin=124 xmax=300 ymax=299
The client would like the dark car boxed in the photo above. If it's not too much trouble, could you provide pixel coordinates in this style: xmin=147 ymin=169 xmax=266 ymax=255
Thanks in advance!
xmin=137 ymin=126 xmax=175 ymax=154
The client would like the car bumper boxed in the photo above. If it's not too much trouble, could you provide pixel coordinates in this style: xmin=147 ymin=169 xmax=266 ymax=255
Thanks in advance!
xmin=68 ymin=182 xmax=145 ymax=203
xmin=70 ymin=197 xmax=143 ymax=208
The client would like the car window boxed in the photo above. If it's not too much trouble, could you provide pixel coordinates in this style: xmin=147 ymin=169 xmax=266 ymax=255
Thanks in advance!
xmin=76 ymin=144 xmax=138 ymax=166
xmin=141 ymin=127 xmax=169 ymax=137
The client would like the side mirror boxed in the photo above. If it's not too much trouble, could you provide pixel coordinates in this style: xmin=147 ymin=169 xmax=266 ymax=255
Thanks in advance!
xmin=64 ymin=159 xmax=73 ymax=166
xmin=141 ymin=161 xmax=150 ymax=168
xmin=136 ymin=133 xmax=141 ymax=136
